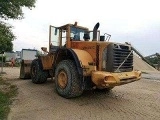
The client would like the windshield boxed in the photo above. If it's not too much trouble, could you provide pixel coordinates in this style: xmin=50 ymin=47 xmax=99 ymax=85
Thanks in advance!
xmin=70 ymin=26 xmax=88 ymax=41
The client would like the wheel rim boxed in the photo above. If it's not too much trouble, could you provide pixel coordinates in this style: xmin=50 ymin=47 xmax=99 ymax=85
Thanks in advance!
xmin=58 ymin=70 xmax=68 ymax=89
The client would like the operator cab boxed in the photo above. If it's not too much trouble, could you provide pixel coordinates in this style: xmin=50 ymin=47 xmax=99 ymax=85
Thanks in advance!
xmin=70 ymin=22 xmax=111 ymax=42
xmin=49 ymin=22 xmax=111 ymax=52
xmin=49 ymin=23 xmax=90 ymax=52
xmin=49 ymin=25 xmax=68 ymax=52
xmin=70 ymin=22 xmax=89 ymax=41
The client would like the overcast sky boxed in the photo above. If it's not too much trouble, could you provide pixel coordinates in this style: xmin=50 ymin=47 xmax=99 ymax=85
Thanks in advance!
xmin=8 ymin=0 xmax=160 ymax=56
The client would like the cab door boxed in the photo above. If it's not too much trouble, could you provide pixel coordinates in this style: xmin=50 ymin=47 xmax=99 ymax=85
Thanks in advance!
xmin=49 ymin=25 xmax=61 ymax=52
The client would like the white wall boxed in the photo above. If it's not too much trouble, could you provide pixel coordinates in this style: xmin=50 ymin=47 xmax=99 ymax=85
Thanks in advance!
xmin=21 ymin=49 xmax=37 ymax=60
xmin=4 ymin=52 xmax=16 ymax=62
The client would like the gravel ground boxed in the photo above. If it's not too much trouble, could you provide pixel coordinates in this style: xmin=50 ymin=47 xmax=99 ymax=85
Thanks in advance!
xmin=142 ymin=71 xmax=160 ymax=80
xmin=1 ymin=67 xmax=160 ymax=120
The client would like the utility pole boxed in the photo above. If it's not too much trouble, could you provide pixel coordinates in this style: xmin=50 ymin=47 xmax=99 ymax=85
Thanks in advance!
xmin=1 ymin=50 xmax=5 ymax=74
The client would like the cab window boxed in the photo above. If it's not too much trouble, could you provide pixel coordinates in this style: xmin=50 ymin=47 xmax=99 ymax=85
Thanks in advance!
xmin=70 ymin=26 xmax=87 ymax=41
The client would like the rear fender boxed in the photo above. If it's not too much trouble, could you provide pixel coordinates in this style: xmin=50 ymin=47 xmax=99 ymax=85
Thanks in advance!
xmin=54 ymin=48 xmax=94 ymax=76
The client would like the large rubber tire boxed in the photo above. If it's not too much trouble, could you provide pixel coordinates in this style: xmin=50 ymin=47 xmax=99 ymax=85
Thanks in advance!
xmin=55 ymin=60 xmax=83 ymax=98
xmin=30 ymin=59 xmax=48 ymax=84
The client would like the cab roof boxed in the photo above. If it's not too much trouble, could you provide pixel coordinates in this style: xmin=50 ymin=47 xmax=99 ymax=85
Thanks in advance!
xmin=58 ymin=22 xmax=89 ymax=30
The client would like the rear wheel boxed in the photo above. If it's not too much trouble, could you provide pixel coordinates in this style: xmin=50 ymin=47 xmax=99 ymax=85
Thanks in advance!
xmin=55 ymin=60 xmax=83 ymax=98
xmin=30 ymin=59 xmax=48 ymax=84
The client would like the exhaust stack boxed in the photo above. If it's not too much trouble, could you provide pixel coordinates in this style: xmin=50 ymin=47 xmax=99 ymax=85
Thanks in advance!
xmin=93 ymin=22 xmax=100 ymax=41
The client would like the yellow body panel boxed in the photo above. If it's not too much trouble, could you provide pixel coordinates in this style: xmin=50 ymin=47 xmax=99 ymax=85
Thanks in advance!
xmin=92 ymin=70 xmax=141 ymax=88
xmin=72 ymin=49 xmax=96 ymax=76
xmin=72 ymin=49 xmax=94 ymax=66
xmin=40 ymin=54 xmax=54 ymax=70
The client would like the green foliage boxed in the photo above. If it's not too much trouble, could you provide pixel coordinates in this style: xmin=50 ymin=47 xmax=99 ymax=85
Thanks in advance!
xmin=146 ymin=57 xmax=159 ymax=65
xmin=0 ymin=77 xmax=18 ymax=120
xmin=0 ymin=22 xmax=15 ymax=52
xmin=0 ymin=92 xmax=10 ymax=119
xmin=36 ymin=50 xmax=43 ymax=57
xmin=0 ymin=55 xmax=6 ymax=62
xmin=0 ymin=0 xmax=36 ymax=53
xmin=0 ymin=0 xmax=36 ymax=19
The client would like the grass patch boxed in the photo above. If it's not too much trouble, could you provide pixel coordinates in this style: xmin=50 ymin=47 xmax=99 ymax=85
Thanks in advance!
xmin=0 ymin=76 xmax=18 ymax=120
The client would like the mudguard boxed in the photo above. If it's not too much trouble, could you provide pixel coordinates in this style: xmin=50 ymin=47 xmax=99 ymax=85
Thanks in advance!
xmin=54 ymin=48 xmax=94 ymax=76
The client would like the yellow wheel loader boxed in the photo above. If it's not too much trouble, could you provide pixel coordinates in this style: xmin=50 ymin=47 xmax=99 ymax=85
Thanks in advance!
xmin=20 ymin=22 xmax=141 ymax=98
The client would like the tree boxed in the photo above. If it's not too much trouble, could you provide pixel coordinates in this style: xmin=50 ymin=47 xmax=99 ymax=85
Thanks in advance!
xmin=0 ymin=0 xmax=36 ymax=52
xmin=0 ymin=0 xmax=36 ymax=20
xmin=0 ymin=21 xmax=15 ymax=52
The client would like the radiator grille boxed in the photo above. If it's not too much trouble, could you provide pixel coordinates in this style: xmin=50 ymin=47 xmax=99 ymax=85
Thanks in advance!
xmin=105 ymin=43 xmax=133 ymax=72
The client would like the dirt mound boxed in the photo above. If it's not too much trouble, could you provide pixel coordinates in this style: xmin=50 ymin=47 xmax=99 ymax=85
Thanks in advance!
xmin=133 ymin=54 xmax=157 ymax=72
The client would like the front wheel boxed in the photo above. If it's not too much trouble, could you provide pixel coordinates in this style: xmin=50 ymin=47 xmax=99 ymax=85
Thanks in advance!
xmin=55 ymin=60 xmax=83 ymax=98
xmin=30 ymin=59 xmax=48 ymax=84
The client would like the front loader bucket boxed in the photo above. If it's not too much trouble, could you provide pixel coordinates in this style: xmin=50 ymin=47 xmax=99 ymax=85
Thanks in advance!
xmin=20 ymin=60 xmax=32 ymax=79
